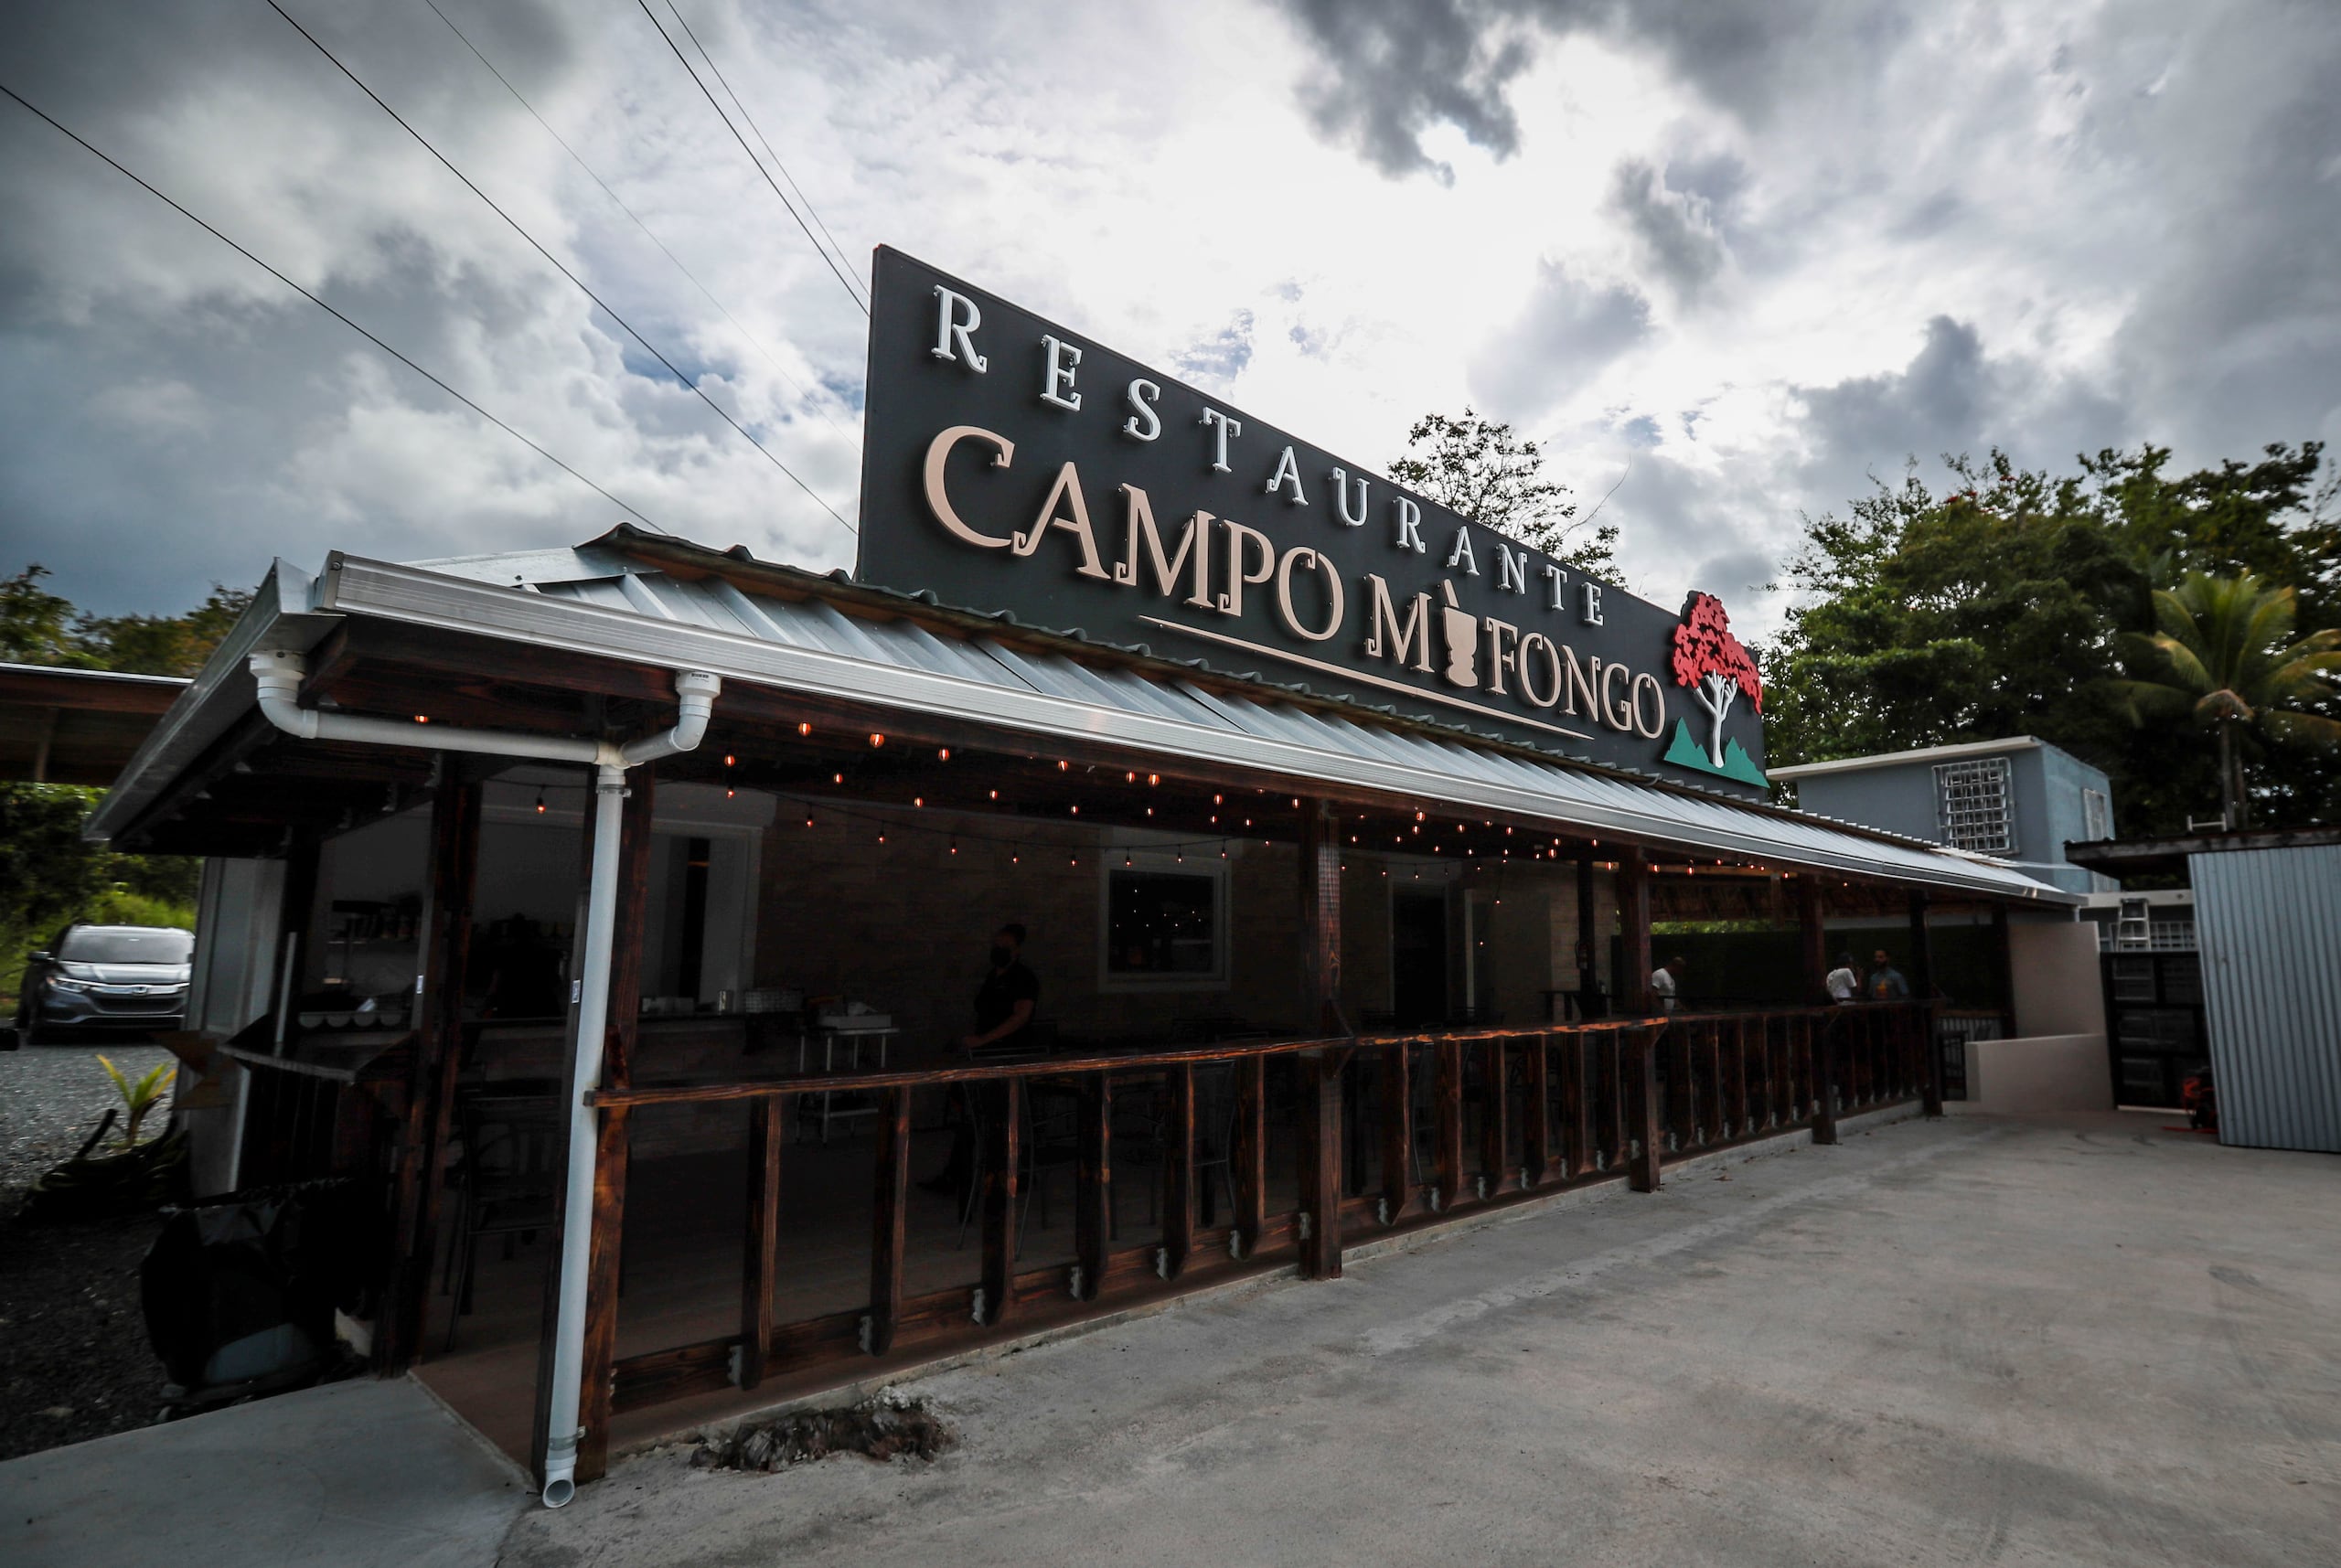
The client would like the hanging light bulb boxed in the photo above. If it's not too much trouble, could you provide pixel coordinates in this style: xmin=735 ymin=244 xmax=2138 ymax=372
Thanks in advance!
xmin=1059 ymin=760 xmax=1070 ymax=772
xmin=724 ymin=754 xmax=737 ymax=768
xmin=949 ymin=839 xmax=959 ymax=856
xmin=914 ymin=797 xmax=924 ymax=807
xmin=939 ymin=748 xmax=950 ymax=761
xmin=798 ymin=722 xmax=811 ymax=736
xmin=533 ymin=787 xmax=547 ymax=815
xmin=870 ymin=733 xmax=885 ymax=748
xmin=989 ymin=789 xmax=999 ymax=800
xmin=1148 ymin=773 xmax=1160 ymax=786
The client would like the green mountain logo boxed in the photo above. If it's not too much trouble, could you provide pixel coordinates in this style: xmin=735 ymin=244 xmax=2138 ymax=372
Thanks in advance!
xmin=1663 ymin=720 xmax=1769 ymax=787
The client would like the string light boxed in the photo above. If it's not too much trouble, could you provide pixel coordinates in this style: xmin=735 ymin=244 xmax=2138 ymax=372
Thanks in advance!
xmin=533 ymin=787 xmax=547 ymax=815
xmin=939 ymin=748 xmax=950 ymax=761
xmin=1059 ymin=760 xmax=1070 ymax=772
xmin=798 ymin=722 xmax=811 ymax=736
xmin=724 ymin=754 xmax=737 ymax=767
xmin=1127 ymin=772 xmax=1137 ymax=783
xmin=1148 ymin=774 xmax=1160 ymax=786
xmin=990 ymin=789 xmax=999 ymax=800
xmin=414 ymin=714 xmax=430 ymax=724
xmin=870 ymin=733 xmax=885 ymax=747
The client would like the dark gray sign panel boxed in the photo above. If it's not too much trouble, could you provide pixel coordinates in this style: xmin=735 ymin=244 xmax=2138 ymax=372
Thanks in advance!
xmin=853 ymin=247 xmax=1767 ymax=797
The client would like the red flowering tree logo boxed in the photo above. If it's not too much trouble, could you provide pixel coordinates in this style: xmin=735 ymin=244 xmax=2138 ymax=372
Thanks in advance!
xmin=1670 ymin=592 xmax=1763 ymax=770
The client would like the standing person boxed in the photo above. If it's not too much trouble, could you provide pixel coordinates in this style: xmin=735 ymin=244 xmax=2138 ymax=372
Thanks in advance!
xmin=1866 ymin=948 xmax=1910 ymax=1001
xmin=919 ymin=923 xmax=1042 ymax=1199
xmin=1825 ymin=952 xmax=1860 ymax=1004
xmin=963 ymin=923 xmax=1039 ymax=1055
xmin=1651 ymin=955 xmax=1686 ymax=1014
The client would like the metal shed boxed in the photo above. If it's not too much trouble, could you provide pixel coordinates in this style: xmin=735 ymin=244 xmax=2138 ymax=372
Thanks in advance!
xmin=2191 ymin=844 xmax=2341 ymax=1154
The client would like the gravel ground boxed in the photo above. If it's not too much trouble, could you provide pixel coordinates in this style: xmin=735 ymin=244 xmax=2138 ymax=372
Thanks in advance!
xmin=0 ymin=1042 xmax=179 ymax=1461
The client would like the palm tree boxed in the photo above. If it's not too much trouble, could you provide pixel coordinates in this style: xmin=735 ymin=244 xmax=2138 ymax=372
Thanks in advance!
xmin=2117 ymin=571 xmax=2341 ymax=828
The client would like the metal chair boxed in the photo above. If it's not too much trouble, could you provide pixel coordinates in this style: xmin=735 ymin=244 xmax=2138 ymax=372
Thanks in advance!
xmin=441 ymin=1092 xmax=561 ymax=1350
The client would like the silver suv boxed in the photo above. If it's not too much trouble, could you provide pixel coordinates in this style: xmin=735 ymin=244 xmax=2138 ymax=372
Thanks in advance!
xmin=12 ymin=924 xmax=193 ymax=1047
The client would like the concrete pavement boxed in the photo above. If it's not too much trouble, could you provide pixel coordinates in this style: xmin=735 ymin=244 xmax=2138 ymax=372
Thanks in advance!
xmin=8 ymin=1113 xmax=2335 ymax=1567
xmin=1 ymin=1373 xmax=529 ymax=1568
xmin=504 ymin=1113 xmax=2339 ymax=1567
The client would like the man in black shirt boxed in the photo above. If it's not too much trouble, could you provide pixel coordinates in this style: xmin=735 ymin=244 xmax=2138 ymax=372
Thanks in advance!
xmin=964 ymin=923 xmax=1039 ymax=1055
xmin=919 ymin=924 xmax=1041 ymax=1198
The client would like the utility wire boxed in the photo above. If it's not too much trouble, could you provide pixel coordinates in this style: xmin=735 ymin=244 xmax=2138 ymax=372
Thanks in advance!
xmin=632 ymin=0 xmax=871 ymax=318
xmin=265 ymin=0 xmax=857 ymax=535
xmin=0 ymin=80 xmax=665 ymax=533
xmin=661 ymin=1 xmax=863 ymax=308
xmin=418 ymin=0 xmax=856 ymax=447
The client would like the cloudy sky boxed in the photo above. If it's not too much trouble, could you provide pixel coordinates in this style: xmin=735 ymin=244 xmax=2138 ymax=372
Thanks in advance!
xmin=4 ymin=0 xmax=2337 ymax=633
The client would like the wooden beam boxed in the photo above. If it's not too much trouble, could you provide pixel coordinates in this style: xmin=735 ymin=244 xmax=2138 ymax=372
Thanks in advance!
xmin=1798 ymin=876 xmax=1831 ymax=1006
xmin=1298 ymin=1051 xmax=1342 ymax=1279
xmin=381 ymin=777 xmax=481 ymax=1370
xmin=573 ymin=1105 xmax=631 ymax=1483
xmin=601 ymin=770 xmax=657 ymax=1091
xmin=1479 ymin=1039 xmax=1511 ymax=1195
xmin=1522 ymin=1034 xmax=1551 ymax=1185
xmin=979 ymin=1081 xmax=1020 ymax=1323
xmin=1074 ymin=1077 xmax=1113 ymax=1300
xmin=1160 ymin=1063 xmax=1195 ymax=1279
xmin=1297 ymin=798 xmax=1342 ymax=1032
xmin=869 ymin=1086 xmax=911 ymax=1351
xmin=1230 ymin=1056 xmax=1266 ymax=1257
xmin=1379 ymin=1043 xmax=1414 ymax=1223
xmin=1434 ymin=1039 xmax=1465 ymax=1209
xmin=1911 ymin=891 xmax=1943 ymax=1116
xmin=740 ymin=1096 xmax=786 ymax=1388
xmin=1628 ymin=1026 xmax=1664 ymax=1192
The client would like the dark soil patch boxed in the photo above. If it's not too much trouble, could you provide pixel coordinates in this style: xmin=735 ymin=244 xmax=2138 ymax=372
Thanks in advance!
xmin=691 ymin=1397 xmax=957 ymax=1473
xmin=0 ymin=1209 xmax=171 ymax=1461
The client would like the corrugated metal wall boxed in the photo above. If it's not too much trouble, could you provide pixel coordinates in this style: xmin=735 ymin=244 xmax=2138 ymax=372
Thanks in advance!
xmin=2190 ymin=845 xmax=2341 ymax=1153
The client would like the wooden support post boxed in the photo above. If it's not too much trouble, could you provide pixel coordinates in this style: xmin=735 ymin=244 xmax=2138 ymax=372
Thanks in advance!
xmin=740 ymin=1095 xmax=785 ymax=1388
xmin=1617 ymin=849 xmax=1652 ymax=1012
xmin=1522 ymin=1035 xmax=1551 ymax=1185
xmin=1298 ymin=1051 xmax=1343 ymax=1278
xmin=1378 ymin=1044 xmax=1413 ymax=1223
xmin=1074 ymin=1076 xmax=1112 ymax=1299
xmin=1576 ymin=848 xmax=1601 ymax=1010
xmin=1705 ymin=1019 xmax=1726 ymax=1141
xmin=1434 ymin=1039 xmax=1465 ymax=1209
xmin=1911 ymin=891 xmax=1943 ymax=1116
xmin=1161 ymin=1063 xmax=1195 ymax=1278
xmin=1298 ymin=798 xmax=1342 ymax=1033
xmin=1561 ymin=1033 xmax=1591 ymax=1178
xmin=573 ymin=1106 xmax=630 ymax=1482
xmin=1628 ymin=1027 xmax=1664 ymax=1192
xmin=1798 ymin=875 xmax=1830 ymax=1005
xmin=868 ymin=1086 xmax=911 ymax=1353
xmin=381 ymin=776 xmax=481 ymax=1370
xmin=1479 ymin=1040 xmax=1510 ymax=1196
xmin=1230 ymin=1056 xmax=1266 ymax=1257
xmin=1989 ymin=903 xmax=2015 ymax=1038
xmin=979 ymin=1081 xmax=1020 ymax=1324
xmin=1812 ymin=1014 xmax=1840 ymax=1145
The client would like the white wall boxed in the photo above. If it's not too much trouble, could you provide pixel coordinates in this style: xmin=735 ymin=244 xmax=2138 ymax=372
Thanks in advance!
xmin=2010 ymin=919 xmax=2106 ymax=1038
xmin=1951 ymin=1033 xmax=2112 ymax=1115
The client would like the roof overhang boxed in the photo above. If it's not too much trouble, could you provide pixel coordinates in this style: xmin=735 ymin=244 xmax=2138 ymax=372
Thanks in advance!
xmin=2064 ymin=825 xmax=2341 ymax=880
xmin=0 ymin=664 xmax=189 ymax=784
xmin=1768 ymin=736 xmax=2045 ymax=781
xmin=91 ymin=536 xmax=2077 ymax=905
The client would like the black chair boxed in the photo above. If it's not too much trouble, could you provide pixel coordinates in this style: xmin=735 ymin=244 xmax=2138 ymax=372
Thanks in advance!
xmin=441 ymin=1093 xmax=561 ymax=1349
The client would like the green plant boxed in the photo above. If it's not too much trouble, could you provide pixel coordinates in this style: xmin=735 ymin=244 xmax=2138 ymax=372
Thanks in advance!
xmin=96 ymin=1054 xmax=176 ymax=1149
xmin=2116 ymin=571 xmax=2341 ymax=827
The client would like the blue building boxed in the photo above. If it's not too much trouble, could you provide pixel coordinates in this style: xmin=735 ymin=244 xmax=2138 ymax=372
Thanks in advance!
xmin=1771 ymin=737 xmax=2118 ymax=897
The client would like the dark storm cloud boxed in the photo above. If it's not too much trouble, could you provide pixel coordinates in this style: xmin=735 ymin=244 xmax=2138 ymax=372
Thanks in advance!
xmin=1271 ymin=0 xmax=1901 ymax=177
xmin=1470 ymin=262 xmax=1650 ymax=417
xmin=1608 ymin=158 xmax=1726 ymax=300
xmin=1277 ymin=0 xmax=1534 ymax=181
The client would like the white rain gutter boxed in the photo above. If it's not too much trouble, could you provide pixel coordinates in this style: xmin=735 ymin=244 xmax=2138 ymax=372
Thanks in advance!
xmin=248 ymin=649 xmax=720 ymax=1508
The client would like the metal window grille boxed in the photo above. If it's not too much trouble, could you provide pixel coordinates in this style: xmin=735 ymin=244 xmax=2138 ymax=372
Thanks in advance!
xmin=1934 ymin=757 xmax=2016 ymax=855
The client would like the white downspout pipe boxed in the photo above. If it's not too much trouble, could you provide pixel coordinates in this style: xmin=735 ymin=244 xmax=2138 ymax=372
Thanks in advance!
xmin=246 ymin=649 xmax=720 ymax=1508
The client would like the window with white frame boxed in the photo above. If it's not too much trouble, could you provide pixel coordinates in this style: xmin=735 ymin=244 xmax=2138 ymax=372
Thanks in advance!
xmin=1934 ymin=757 xmax=2016 ymax=854
xmin=2081 ymin=787 xmax=2111 ymax=843
xmin=1099 ymin=852 xmax=1228 ymax=990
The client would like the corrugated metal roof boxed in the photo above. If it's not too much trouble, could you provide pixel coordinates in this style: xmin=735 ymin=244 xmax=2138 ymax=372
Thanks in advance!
xmin=487 ymin=553 xmax=2060 ymax=902
xmin=2191 ymin=845 xmax=2341 ymax=1153
xmin=89 ymin=536 xmax=2074 ymax=903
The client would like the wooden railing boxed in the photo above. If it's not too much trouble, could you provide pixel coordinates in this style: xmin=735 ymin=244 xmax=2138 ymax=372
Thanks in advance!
xmin=574 ymin=1001 xmax=1934 ymax=1453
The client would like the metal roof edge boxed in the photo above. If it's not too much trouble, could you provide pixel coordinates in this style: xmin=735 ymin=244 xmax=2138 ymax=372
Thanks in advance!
xmin=1769 ymin=735 xmax=2047 ymax=780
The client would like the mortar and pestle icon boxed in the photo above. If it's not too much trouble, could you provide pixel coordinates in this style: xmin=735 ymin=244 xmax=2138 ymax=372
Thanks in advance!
xmin=1438 ymin=581 xmax=1478 ymax=688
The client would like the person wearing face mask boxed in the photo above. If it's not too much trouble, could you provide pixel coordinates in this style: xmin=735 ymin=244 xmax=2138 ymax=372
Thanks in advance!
xmin=964 ymin=923 xmax=1039 ymax=1055
xmin=919 ymin=924 xmax=1041 ymax=1199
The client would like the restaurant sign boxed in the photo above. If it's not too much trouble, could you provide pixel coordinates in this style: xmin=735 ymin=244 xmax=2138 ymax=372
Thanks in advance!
xmin=853 ymin=247 xmax=1767 ymax=797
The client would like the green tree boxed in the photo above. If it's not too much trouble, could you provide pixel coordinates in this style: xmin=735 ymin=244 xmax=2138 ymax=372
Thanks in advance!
xmin=2115 ymin=572 xmax=2341 ymax=828
xmin=1390 ymin=409 xmax=1619 ymax=575
xmin=1769 ymin=443 xmax=2341 ymax=834
xmin=0 ymin=565 xmax=97 ymax=667
xmin=2 ymin=564 xmax=253 ymax=677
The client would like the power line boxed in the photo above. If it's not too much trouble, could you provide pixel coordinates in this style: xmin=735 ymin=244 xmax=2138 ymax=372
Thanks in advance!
xmin=418 ymin=0 xmax=857 ymax=448
xmin=632 ymin=0 xmax=871 ymax=318
xmin=265 ymin=0 xmax=857 ymax=536
xmin=661 ymin=1 xmax=863 ymax=307
xmin=0 ymin=79 xmax=666 ymax=533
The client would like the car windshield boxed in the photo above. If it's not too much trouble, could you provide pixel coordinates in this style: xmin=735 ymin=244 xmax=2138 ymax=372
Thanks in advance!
xmin=58 ymin=927 xmax=193 ymax=965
